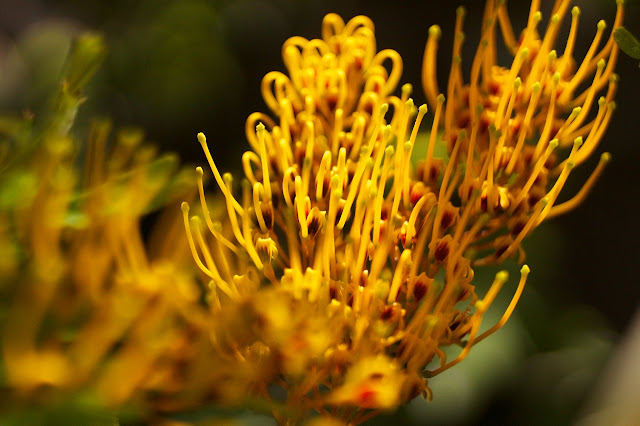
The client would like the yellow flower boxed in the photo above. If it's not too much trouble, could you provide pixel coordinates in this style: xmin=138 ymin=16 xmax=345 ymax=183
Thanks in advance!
xmin=1 ymin=115 xmax=213 ymax=412
xmin=184 ymin=12 xmax=535 ymax=423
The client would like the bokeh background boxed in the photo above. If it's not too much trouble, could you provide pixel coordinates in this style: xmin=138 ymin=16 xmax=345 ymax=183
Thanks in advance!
xmin=1 ymin=0 xmax=639 ymax=424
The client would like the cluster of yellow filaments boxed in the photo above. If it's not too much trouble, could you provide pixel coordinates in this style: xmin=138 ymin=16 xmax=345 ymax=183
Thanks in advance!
xmin=179 ymin=0 xmax=623 ymax=420
xmin=0 ymin=118 xmax=222 ymax=414
xmin=423 ymin=0 xmax=623 ymax=264
xmin=0 ymin=1 xmax=624 ymax=424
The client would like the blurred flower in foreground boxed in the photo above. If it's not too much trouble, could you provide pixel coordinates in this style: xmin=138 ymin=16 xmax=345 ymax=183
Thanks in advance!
xmin=184 ymin=1 xmax=622 ymax=423
xmin=0 ymin=33 xmax=223 ymax=421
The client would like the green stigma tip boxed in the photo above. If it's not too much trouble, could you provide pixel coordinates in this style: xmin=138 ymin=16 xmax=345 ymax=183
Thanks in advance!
xmin=406 ymin=98 xmax=414 ymax=108
xmin=549 ymin=139 xmax=559 ymax=149
xmin=598 ymin=20 xmax=607 ymax=31
xmin=385 ymin=145 xmax=395 ymax=156
xmin=572 ymin=6 xmax=580 ymax=17
xmin=196 ymin=166 xmax=204 ymax=175
xmin=456 ymin=6 xmax=466 ymax=17
xmin=540 ymin=197 xmax=550 ymax=206
xmin=521 ymin=265 xmax=531 ymax=274
xmin=514 ymin=77 xmax=522 ymax=88
xmin=223 ymin=173 xmax=233 ymax=183
xmin=574 ymin=137 xmax=583 ymax=148
xmin=548 ymin=50 xmax=557 ymax=61
xmin=601 ymin=152 xmax=612 ymax=162
xmin=458 ymin=129 xmax=467 ymax=140
xmin=437 ymin=94 xmax=445 ymax=104
xmin=533 ymin=12 xmax=542 ymax=22
xmin=553 ymin=72 xmax=561 ymax=83
xmin=380 ymin=103 xmax=389 ymax=114
xmin=597 ymin=58 xmax=606 ymax=69
xmin=551 ymin=14 xmax=560 ymax=24
xmin=419 ymin=104 xmax=428 ymax=114
xmin=533 ymin=82 xmax=541 ymax=92
xmin=181 ymin=202 xmax=189 ymax=213
xmin=256 ymin=122 xmax=265 ymax=132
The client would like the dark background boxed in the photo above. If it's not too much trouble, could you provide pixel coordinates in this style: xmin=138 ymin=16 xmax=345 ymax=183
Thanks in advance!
xmin=1 ymin=0 xmax=639 ymax=424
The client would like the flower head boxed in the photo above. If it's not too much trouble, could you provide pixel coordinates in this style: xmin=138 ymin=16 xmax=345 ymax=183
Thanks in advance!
xmin=184 ymin=12 xmax=537 ymax=423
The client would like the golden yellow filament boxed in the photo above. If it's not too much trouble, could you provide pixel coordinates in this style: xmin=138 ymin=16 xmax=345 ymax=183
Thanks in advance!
xmin=191 ymin=216 xmax=236 ymax=298
xmin=337 ymin=104 xmax=387 ymax=229
xmin=561 ymin=20 xmax=607 ymax=103
xmin=422 ymin=25 xmax=442 ymax=109
xmin=241 ymin=180 xmax=264 ymax=270
xmin=571 ymin=102 xmax=615 ymax=166
xmin=532 ymin=72 xmax=561 ymax=162
xmin=405 ymin=193 xmax=436 ymax=245
xmin=196 ymin=167 xmax=239 ymax=254
xmin=181 ymin=202 xmax=217 ymax=282
xmin=198 ymin=133 xmax=243 ymax=214
xmin=253 ymin=182 xmax=269 ymax=234
xmin=505 ymin=82 xmax=541 ymax=174
xmin=558 ymin=7 xmax=581 ymax=77
xmin=242 ymin=151 xmax=261 ymax=186
xmin=424 ymin=94 xmax=444 ymax=181
xmin=497 ymin=2 xmax=517 ymax=54
xmin=388 ymin=249 xmax=412 ymax=303
xmin=547 ymin=152 xmax=610 ymax=219
xmin=564 ymin=59 xmax=607 ymax=138
xmin=257 ymin=123 xmax=272 ymax=202
xmin=372 ymin=146 xmax=394 ymax=244
xmin=221 ymin=174 xmax=247 ymax=247
xmin=295 ymin=175 xmax=309 ymax=239
xmin=474 ymin=265 xmax=530 ymax=344
xmin=316 ymin=150 xmax=332 ymax=202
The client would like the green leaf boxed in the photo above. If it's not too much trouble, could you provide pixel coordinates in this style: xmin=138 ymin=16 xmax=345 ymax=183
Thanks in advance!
xmin=613 ymin=27 xmax=640 ymax=60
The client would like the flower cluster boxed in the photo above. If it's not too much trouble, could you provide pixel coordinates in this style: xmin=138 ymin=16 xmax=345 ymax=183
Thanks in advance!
xmin=423 ymin=0 xmax=623 ymax=264
xmin=181 ymin=2 xmax=621 ymax=423
xmin=0 ymin=36 xmax=225 ymax=420
xmin=0 ymin=1 xmax=624 ymax=424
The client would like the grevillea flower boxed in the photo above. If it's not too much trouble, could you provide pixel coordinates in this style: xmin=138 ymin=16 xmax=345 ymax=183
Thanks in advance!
xmin=183 ymin=11 xmax=537 ymax=424
xmin=183 ymin=1 xmax=623 ymax=423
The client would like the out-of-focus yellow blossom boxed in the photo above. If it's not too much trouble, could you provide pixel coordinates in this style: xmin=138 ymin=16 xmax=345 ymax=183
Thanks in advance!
xmin=423 ymin=0 xmax=623 ymax=264
xmin=184 ymin=11 xmax=537 ymax=424
xmin=0 ymin=34 xmax=227 ymax=420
